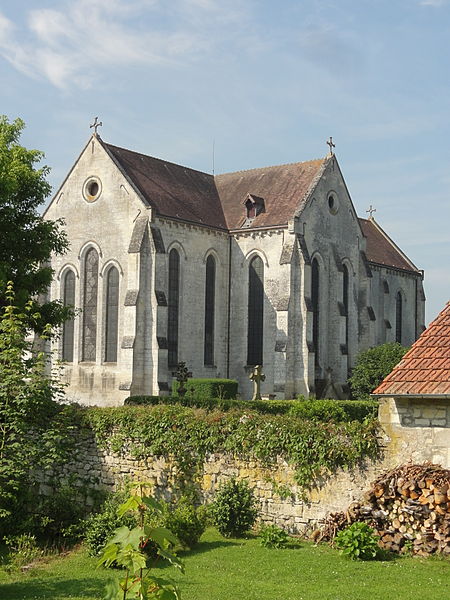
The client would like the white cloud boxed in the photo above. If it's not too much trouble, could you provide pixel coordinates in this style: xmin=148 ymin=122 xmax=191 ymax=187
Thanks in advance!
xmin=0 ymin=0 xmax=249 ymax=90
xmin=419 ymin=0 xmax=449 ymax=6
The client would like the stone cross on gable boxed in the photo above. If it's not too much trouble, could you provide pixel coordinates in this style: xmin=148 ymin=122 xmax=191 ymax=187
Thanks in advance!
xmin=90 ymin=116 xmax=103 ymax=135
xmin=366 ymin=205 xmax=376 ymax=219
xmin=326 ymin=136 xmax=335 ymax=156
xmin=249 ymin=365 xmax=265 ymax=401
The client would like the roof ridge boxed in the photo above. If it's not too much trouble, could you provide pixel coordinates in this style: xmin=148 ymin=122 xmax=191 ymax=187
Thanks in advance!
xmin=215 ymin=156 xmax=328 ymax=177
xmin=105 ymin=142 xmax=213 ymax=178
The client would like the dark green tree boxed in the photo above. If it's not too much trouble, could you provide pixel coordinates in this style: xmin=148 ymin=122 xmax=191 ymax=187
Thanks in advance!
xmin=349 ymin=342 xmax=409 ymax=400
xmin=0 ymin=116 xmax=69 ymax=330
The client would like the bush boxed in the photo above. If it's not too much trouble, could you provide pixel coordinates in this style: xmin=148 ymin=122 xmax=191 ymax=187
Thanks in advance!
xmin=3 ymin=533 xmax=42 ymax=572
xmin=288 ymin=400 xmax=346 ymax=422
xmin=335 ymin=522 xmax=380 ymax=560
xmin=212 ymin=478 xmax=258 ymax=537
xmin=259 ymin=524 xmax=289 ymax=549
xmin=161 ymin=496 xmax=206 ymax=549
xmin=83 ymin=491 xmax=136 ymax=557
xmin=349 ymin=342 xmax=408 ymax=400
xmin=172 ymin=378 xmax=238 ymax=400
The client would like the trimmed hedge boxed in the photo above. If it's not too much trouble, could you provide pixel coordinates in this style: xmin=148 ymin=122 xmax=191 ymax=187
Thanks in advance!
xmin=124 ymin=395 xmax=378 ymax=423
xmin=172 ymin=378 xmax=238 ymax=400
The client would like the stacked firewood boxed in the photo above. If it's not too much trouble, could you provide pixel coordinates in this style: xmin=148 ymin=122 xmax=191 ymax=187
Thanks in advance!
xmin=317 ymin=463 xmax=450 ymax=556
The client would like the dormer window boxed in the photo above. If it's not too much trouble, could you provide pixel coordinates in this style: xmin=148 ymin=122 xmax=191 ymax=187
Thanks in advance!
xmin=242 ymin=193 xmax=265 ymax=227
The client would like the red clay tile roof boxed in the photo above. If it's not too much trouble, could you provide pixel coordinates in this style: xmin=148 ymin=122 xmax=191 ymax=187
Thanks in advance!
xmin=359 ymin=218 xmax=420 ymax=273
xmin=373 ymin=302 xmax=450 ymax=396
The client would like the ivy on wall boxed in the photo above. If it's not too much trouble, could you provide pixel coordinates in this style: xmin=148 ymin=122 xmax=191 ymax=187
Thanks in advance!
xmin=83 ymin=405 xmax=380 ymax=490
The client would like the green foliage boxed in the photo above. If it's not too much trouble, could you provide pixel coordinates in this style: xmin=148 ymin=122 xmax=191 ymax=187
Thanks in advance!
xmin=211 ymin=478 xmax=257 ymax=537
xmin=0 ymin=283 xmax=75 ymax=538
xmin=84 ymin=492 xmax=137 ymax=558
xmin=172 ymin=378 xmax=238 ymax=400
xmin=259 ymin=524 xmax=289 ymax=549
xmin=125 ymin=395 xmax=378 ymax=423
xmin=97 ymin=483 xmax=183 ymax=600
xmin=349 ymin=342 xmax=409 ymax=400
xmin=161 ymin=496 xmax=207 ymax=550
xmin=335 ymin=522 xmax=380 ymax=561
xmin=3 ymin=533 xmax=42 ymax=572
xmin=84 ymin=404 xmax=380 ymax=490
xmin=0 ymin=116 xmax=69 ymax=330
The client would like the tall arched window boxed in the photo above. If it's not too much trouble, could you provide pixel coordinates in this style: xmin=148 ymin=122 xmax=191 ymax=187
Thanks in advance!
xmin=311 ymin=258 xmax=320 ymax=364
xmin=62 ymin=270 xmax=75 ymax=362
xmin=247 ymin=255 xmax=264 ymax=365
xmin=204 ymin=255 xmax=216 ymax=366
xmin=168 ymin=249 xmax=180 ymax=367
xmin=82 ymin=248 xmax=99 ymax=361
xmin=104 ymin=267 xmax=119 ymax=362
xmin=396 ymin=292 xmax=403 ymax=343
xmin=342 ymin=264 xmax=349 ymax=349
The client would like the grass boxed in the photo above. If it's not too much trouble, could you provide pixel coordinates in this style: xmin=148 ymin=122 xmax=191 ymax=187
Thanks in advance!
xmin=0 ymin=529 xmax=449 ymax=600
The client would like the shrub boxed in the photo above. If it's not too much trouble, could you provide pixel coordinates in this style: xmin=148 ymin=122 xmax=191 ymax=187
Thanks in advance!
xmin=172 ymin=378 xmax=238 ymax=400
xmin=335 ymin=522 xmax=380 ymax=560
xmin=259 ymin=524 xmax=289 ymax=549
xmin=83 ymin=491 xmax=136 ymax=557
xmin=349 ymin=342 xmax=408 ymax=400
xmin=161 ymin=496 xmax=206 ymax=549
xmin=212 ymin=478 xmax=258 ymax=537
xmin=3 ymin=533 xmax=42 ymax=572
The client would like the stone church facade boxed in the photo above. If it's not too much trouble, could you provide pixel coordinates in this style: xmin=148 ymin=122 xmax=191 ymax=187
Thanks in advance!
xmin=44 ymin=134 xmax=425 ymax=405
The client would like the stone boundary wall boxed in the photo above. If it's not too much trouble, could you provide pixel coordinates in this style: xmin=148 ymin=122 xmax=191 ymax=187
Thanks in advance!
xmin=40 ymin=397 xmax=450 ymax=533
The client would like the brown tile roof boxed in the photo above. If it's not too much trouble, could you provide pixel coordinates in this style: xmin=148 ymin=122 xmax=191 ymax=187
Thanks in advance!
xmin=359 ymin=218 xmax=420 ymax=273
xmin=105 ymin=143 xmax=227 ymax=229
xmin=215 ymin=159 xmax=328 ymax=229
xmin=373 ymin=302 xmax=450 ymax=396
xmin=105 ymin=140 xmax=328 ymax=230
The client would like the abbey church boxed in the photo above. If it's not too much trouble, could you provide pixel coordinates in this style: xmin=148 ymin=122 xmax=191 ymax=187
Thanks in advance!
xmin=44 ymin=133 xmax=426 ymax=405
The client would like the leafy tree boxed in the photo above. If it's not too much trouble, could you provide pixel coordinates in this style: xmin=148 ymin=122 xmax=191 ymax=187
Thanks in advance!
xmin=0 ymin=116 xmax=69 ymax=330
xmin=349 ymin=342 xmax=408 ymax=400
xmin=0 ymin=283 xmax=74 ymax=538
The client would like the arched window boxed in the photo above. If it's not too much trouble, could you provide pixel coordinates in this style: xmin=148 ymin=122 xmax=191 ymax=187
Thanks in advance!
xmin=62 ymin=270 xmax=75 ymax=362
xmin=168 ymin=249 xmax=180 ymax=367
xmin=342 ymin=264 xmax=349 ymax=349
xmin=247 ymin=255 xmax=264 ymax=365
xmin=104 ymin=267 xmax=119 ymax=362
xmin=396 ymin=292 xmax=403 ymax=343
xmin=311 ymin=258 xmax=320 ymax=364
xmin=82 ymin=248 xmax=99 ymax=361
xmin=204 ymin=255 xmax=216 ymax=366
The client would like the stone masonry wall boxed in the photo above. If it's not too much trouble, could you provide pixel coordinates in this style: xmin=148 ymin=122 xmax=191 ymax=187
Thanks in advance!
xmin=43 ymin=398 xmax=450 ymax=533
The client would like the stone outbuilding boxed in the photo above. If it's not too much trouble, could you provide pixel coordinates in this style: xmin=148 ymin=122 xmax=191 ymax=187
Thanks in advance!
xmin=374 ymin=301 xmax=450 ymax=468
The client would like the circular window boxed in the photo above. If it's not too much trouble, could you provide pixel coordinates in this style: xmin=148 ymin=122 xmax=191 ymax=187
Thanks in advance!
xmin=327 ymin=192 xmax=339 ymax=215
xmin=83 ymin=176 xmax=102 ymax=203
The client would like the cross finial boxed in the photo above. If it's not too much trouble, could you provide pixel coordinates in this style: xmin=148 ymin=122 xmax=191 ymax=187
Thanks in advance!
xmin=90 ymin=116 xmax=103 ymax=135
xmin=326 ymin=136 xmax=335 ymax=156
xmin=366 ymin=204 xmax=376 ymax=219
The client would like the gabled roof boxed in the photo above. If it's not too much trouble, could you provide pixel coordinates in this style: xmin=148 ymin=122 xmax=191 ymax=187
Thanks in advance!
xmin=215 ymin=158 xmax=328 ymax=229
xmin=105 ymin=143 xmax=227 ymax=229
xmin=359 ymin=218 xmax=421 ymax=274
xmin=373 ymin=302 xmax=450 ymax=396
xmin=104 ymin=139 xmax=328 ymax=230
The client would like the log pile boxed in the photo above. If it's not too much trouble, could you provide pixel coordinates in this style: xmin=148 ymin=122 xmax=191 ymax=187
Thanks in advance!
xmin=318 ymin=463 xmax=450 ymax=556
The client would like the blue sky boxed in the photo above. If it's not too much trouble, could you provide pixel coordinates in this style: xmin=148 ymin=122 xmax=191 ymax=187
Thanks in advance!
xmin=1 ymin=0 xmax=449 ymax=323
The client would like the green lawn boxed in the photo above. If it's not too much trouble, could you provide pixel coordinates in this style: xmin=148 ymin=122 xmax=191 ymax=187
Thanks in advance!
xmin=0 ymin=529 xmax=449 ymax=600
